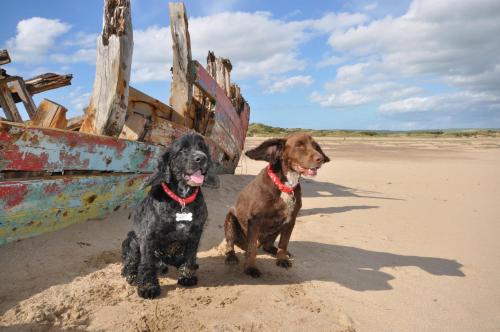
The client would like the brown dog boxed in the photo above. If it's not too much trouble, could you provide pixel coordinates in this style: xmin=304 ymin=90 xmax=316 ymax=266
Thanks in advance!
xmin=224 ymin=132 xmax=330 ymax=277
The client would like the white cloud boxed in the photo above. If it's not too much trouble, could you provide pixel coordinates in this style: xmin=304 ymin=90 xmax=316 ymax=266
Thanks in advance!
xmin=311 ymin=0 xmax=500 ymax=121
xmin=5 ymin=17 xmax=71 ymax=63
xmin=63 ymin=32 xmax=98 ymax=48
xmin=131 ymin=26 xmax=172 ymax=83
xmin=378 ymin=91 xmax=500 ymax=114
xmin=51 ymin=48 xmax=96 ymax=65
xmin=67 ymin=87 xmax=91 ymax=113
xmin=130 ymin=10 xmax=368 ymax=83
xmin=328 ymin=0 xmax=500 ymax=93
xmin=262 ymin=75 xmax=313 ymax=93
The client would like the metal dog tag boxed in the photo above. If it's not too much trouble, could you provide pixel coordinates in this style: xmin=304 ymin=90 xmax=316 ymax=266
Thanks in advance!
xmin=176 ymin=212 xmax=193 ymax=222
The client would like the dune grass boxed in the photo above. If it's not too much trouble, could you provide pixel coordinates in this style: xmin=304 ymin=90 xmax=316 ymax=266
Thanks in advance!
xmin=247 ymin=123 xmax=500 ymax=138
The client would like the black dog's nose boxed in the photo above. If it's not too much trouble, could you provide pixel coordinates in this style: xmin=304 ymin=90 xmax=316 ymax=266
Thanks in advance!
xmin=193 ymin=152 xmax=207 ymax=164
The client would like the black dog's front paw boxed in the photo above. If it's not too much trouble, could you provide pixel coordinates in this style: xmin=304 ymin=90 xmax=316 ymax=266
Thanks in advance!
xmin=225 ymin=251 xmax=239 ymax=265
xmin=125 ymin=274 xmax=138 ymax=285
xmin=276 ymin=259 xmax=292 ymax=268
xmin=244 ymin=267 xmax=262 ymax=278
xmin=156 ymin=261 xmax=169 ymax=275
xmin=178 ymin=276 xmax=198 ymax=287
xmin=138 ymin=283 xmax=161 ymax=299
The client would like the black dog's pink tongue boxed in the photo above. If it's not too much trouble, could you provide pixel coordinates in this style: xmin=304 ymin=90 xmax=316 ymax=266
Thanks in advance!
xmin=189 ymin=170 xmax=205 ymax=185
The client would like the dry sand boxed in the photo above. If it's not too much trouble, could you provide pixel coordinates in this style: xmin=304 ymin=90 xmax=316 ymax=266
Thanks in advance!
xmin=1 ymin=136 xmax=500 ymax=331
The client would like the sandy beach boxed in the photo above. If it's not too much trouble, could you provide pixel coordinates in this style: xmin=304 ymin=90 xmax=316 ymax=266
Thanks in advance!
xmin=1 ymin=136 xmax=499 ymax=331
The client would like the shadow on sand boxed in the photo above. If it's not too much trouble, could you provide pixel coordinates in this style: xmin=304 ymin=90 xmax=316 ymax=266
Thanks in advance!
xmin=193 ymin=241 xmax=465 ymax=292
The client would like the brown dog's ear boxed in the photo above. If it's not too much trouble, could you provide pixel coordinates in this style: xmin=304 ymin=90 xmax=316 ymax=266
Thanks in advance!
xmin=314 ymin=141 xmax=330 ymax=163
xmin=245 ymin=138 xmax=285 ymax=163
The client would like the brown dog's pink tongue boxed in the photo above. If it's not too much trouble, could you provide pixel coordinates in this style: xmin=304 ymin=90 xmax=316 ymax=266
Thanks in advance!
xmin=307 ymin=168 xmax=317 ymax=176
xmin=189 ymin=170 xmax=205 ymax=184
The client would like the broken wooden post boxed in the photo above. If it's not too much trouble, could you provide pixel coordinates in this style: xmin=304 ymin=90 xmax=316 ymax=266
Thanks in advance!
xmin=80 ymin=0 xmax=133 ymax=136
xmin=0 ymin=49 xmax=10 ymax=65
xmin=32 ymin=99 xmax=68 ymax=129
xmin=169 ymin=2 xmax=193 ymax=127
xmin=9 ymin=77 xmax=37 ymax=119
xmin=207 ymin=51 xmax=232 ymax=97
xmin=0 ymin=77 xmax=22 ymax=122
xmin=10 ymin=73 xmax=73 ymax=104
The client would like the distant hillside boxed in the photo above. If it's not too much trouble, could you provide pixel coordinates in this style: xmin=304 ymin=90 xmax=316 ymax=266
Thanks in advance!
xmin=247 ymin=123 xmax=500 ymax=138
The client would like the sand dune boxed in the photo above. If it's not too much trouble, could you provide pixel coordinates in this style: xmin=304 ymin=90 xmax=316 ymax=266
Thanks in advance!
xmin=1 ymin=137 xmax=499 ymax=331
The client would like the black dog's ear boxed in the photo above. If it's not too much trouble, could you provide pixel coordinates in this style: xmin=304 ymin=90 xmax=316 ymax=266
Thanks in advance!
xmin=203 ymin=166 xmax=220 ymax=189
xmin=141 ymin=149 xmax=171 ymax=189
xmin=245 ymin=138 xmax=285 ymax=163
xmin=202 ymin=146 xmax=220 ymax=189
xmin=314 ymin=141 xmax=330 ymax=163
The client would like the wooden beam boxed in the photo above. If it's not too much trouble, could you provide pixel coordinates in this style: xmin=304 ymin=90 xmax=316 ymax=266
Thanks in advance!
xmin=0 ymin=79 xmax=22 ymax=122
xmin=0 ymin=49 xmax=10 ymax=65
xmin=10 ymin=73 xmax=73 ymax=103
xmin=32 ymin=99 xmax=68 ymax=129
xmin=0 ymin=121 xmax=163 ymax=173
xmin=169 ymin=2 xmax=193 ymax=126
xmin=80 ymin=0 xmax=133 ymax=137
xmin=66 ymin=115 xmax=84 ymax=131
xmin=8 ymin=77 xmax=37 ymax=119
xmin=24 ymin=73 xmax=72 ymax=95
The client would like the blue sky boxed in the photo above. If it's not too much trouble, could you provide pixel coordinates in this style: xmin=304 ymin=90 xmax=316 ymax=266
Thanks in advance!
xmin=2 ymin=0 xmax=499 ymax=130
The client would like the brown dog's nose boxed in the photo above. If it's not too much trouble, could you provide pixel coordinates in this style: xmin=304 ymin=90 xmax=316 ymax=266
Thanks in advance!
xmin=314 ymin=153 xmax=324 ymax=164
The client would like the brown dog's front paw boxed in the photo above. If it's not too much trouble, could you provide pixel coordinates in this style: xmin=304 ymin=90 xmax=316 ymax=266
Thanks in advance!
xmin=263 ymin=246 xmax=278 ymax=256
xmin=225 ymin=251 xmax=239 ymax=265
xmin=138 ymin=283 xmax=161 ymax=299
xmin=264 ymin=246 xmax=293 ymax=258
xmin=244 ymin=267 xmax=262 ymax=278
xmin=178 ymin=276 xmax=198 ymax=287
xmin=276 ymin=259 xmax=292 ymax=268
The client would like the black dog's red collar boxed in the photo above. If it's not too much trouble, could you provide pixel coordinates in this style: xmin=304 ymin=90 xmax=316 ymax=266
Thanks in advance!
xmin=266 ymin=164 xmax=296 ymax=195
xmin=161 ymin=182 xmax=199 ymax=208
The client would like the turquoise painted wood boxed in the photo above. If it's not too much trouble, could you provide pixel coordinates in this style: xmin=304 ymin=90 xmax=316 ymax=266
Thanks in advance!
xmin=0 ymin=174 xmax=149 ymax=245
xmin=0 ymin=121 xmax=164 ymax=173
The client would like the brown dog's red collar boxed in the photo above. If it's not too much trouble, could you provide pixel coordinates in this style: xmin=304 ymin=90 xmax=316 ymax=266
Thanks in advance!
xmin=266 ymin=164 xmax=296 ymax=195
xmin=161 ymin=182 xmax=199 ymax=208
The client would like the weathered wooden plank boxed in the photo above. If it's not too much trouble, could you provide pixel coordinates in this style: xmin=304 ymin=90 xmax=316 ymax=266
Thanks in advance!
xmin=32 ymin=99 xmax=68 ymax=129
xmin=144 ymin=114 xmax=189 ymax=146
xmin=66 ymin=115 xmax=84 ymax=131
xmin=169 ymin=2 xmax=194 ymax=126
xmin=0 ymin=121 xmax=163 ymax=173
xmin=9 ymin=77 xmax=37 ymax=119
xmin=80 ymin=0 xmax=133 ymax=137
xmin=0 ymin=49 xmax=10 ymax=65
xmin=119 ymin=112 xmax=147 ymax=141
xmin=0 ymin=173 xmax=148 ymax=244
xmin=11 ymin=74 xmax=73 ymax=103
xmin=193 ymin=60 xmax=249 ymax=149
xmin=128 ymin=86 xmax=175 ymax=120
xmin=0 ymin=79 xmax=22 ymax=122
xmin=25 ymin=73 xmax=72 ymax=95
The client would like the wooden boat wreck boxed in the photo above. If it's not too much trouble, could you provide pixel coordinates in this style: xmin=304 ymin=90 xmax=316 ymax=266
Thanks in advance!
xmin=0 ymin=1 xmax=250 ymax=245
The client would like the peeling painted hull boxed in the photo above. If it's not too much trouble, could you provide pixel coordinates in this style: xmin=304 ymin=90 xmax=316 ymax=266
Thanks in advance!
xmin=0 ymin=101 xmax=249 ymax=245
xmin=0 ymin=174 xmax=148 ymax=245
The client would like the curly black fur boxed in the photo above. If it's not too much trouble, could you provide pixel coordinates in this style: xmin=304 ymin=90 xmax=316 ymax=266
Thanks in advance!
xmin=121 ymin=133 xmax=219 ymax=299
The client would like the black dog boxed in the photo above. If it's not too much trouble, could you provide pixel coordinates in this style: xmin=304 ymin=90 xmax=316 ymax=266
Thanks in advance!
xmin=122 ymin=133 xmax=219 ymax=299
